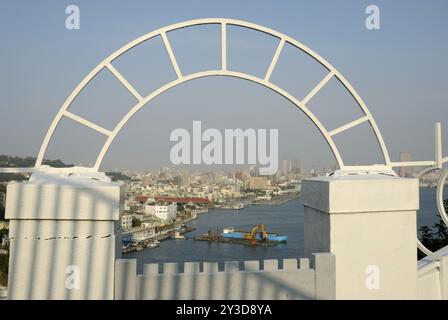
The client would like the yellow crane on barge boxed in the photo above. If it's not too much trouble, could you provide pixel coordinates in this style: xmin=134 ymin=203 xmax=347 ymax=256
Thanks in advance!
xmin=243 ymin=224 xmax=268 ymax=241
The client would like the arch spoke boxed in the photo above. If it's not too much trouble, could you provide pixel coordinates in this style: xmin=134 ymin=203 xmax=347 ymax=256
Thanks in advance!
xmin=264 ymin=38 xmax=285 ymax=82
xmin=106 ymin=63 xmax=144 ymax=102
xmin=328 ymin=115 xmax=369 ymax=137
xmin=221 ymin=23 xmax=227 ymax=71
xmin=301 ymin=71 xmax=334 ymax=106
xmin=63 ymin=111 xmax=112 ymax=136
xmin=161 ymin=32 xmax=183 ymax=79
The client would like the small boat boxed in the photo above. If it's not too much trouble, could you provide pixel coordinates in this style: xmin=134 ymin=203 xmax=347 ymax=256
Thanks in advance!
xmin=146 ymin=242 xmax=159 ymax=248
xmin=233 ymin=203 xmax=247 ymax=210
xmin=172 ymin=231 xmax=185 ymax=239
xmin=223 ymin=227 xmax=235 ymax=234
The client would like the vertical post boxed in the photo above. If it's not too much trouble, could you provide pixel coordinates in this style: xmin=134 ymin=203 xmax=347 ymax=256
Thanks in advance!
xmin=302 ymin=174 xmax=419 ymax=299
xmin=115 ymin=259 xmax=137 ymax=300
xmin=439 ymin=256 xmax=448 ymax=300
xmin=221 ymin=22 xmax=227 ymax=71
xmin=435 ymin=122 xmax=442 ymax=169
xmin=314 ymin=253 xmax=336 ymax=300
xmin=6 ymin=172 xmax=122 ymax=299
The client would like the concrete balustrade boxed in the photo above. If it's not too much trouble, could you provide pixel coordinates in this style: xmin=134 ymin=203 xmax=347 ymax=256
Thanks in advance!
xmin=115 ymin=255 xmax=335 ymax=300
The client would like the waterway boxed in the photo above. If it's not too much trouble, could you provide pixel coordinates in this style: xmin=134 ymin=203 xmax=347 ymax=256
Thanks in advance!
xmin=125 ymin=187 xmax=448 ymax=273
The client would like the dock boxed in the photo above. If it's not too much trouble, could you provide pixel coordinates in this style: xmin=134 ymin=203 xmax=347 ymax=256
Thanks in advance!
xmin=123 ymin=224 xmax=196 ymax=254
xmin=194 ymin=234 xmax=281 ymax=247
xmin=251 ymin=192 xmax=300 ymax=206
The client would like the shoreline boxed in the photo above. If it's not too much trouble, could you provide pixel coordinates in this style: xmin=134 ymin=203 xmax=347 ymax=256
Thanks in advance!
xmin=249 ymin=192 xmax=300 ymax=206
xmin=211 ymin=192 xmax=301 ymax=211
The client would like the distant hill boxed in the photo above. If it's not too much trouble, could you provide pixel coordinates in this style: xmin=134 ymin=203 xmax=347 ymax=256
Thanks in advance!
xmin=0 ymin=155 xmax=73 ymax=168
xmin=0 ymin=155 xmax=131 ymax=182
xmin=0 ymin=155 xmax=74 ymax=182
xmin=105 ymin=172 xmax=131 ymax=181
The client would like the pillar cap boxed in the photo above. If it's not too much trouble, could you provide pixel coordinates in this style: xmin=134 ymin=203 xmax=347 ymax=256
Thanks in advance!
xmin=301 ymin=174 xmax=419 ymax=214
xmin=6 ymin=172 xmax=122 ymax=220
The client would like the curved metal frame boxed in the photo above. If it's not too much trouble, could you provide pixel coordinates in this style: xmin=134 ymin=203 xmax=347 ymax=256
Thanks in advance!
xmin=33 ymin=18 xmax=392 ymax=171
xmin=416 ymin=160 xmax=448 ymax=260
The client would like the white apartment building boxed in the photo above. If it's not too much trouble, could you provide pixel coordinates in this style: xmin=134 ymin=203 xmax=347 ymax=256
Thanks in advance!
xmin=121 ymin=214 xmax=133 ymax=230
xmin=145 ymin=201 xmax=177 ymax=221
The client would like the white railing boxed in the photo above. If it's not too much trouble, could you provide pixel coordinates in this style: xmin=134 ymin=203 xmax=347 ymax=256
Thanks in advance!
xmin=114 ymin=254 xmax=336 ymax=300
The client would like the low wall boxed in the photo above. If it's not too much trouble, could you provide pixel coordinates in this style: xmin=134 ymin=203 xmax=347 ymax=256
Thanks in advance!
xmin=418 ymin=246 xmax=448 ymax=300
xmin=114 ymin=253 xmax=335 ymax=300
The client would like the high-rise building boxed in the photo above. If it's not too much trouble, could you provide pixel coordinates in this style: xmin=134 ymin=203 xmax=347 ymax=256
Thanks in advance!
xmin=398 ymin=152 xmax=413 ymax=177
xmin=291 ymin=159 xmax=301 ymax=174
xmin=282 ymin=159 xmax=290 ymax=175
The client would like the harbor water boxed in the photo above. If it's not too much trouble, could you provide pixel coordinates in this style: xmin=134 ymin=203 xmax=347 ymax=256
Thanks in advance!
xmin=125 ymin=187 xmax=447 ymax=273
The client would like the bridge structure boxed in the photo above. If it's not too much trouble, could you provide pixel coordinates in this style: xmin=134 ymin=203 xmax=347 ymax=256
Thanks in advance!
xmin=1 ymin=18 xmax=448 ymax=299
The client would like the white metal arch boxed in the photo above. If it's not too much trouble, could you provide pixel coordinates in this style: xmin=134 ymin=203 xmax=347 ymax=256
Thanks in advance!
xmin=34 ymin=18 xmax=392 ymax=171
xmin=1 ymin=18 xmax=446 ymax=263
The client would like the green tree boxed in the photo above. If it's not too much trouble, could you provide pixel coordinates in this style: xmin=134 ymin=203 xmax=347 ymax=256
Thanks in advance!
xmin=0 ymin=239 xmax=9 ymax=287
xmin=420 ymin=225 xmax=432 ymax=246
xmin=0 ymin=252 xmax=8 ymax=287
xmin=132 ymin=217 xmax=141 ymax=228
xmin=419 ymin=199 xmax=448 ymax=259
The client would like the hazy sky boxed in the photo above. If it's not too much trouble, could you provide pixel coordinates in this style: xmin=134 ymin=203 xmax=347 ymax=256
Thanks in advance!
xmin=0 ymin=0 xmax=447 ymax=171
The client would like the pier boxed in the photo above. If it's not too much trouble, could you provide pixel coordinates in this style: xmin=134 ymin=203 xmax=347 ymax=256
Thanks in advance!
xmin=194 ymin=234 xmax=281 ymax=247
xmin=123 ymin=224 xmax=196 ymax=254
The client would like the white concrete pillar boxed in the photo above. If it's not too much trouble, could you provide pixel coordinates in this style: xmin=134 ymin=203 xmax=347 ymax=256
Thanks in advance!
xmin=5 ymin=171 xmax=122 ymax=299
xmin=301 ymin=173 xmax=419 ymax=299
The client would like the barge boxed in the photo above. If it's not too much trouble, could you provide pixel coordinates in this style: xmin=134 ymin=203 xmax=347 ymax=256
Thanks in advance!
xmin=194 ymin=224 xmax=287 ymax=246
xmin=222 ymin=225 xmax=287 ymax=243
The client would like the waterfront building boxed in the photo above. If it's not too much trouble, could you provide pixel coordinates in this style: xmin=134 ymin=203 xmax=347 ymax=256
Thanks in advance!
xmin=145 ymin=201 xmax=177 ymax=221
xmin=249 ymin=176 xmax=269 ymax=190
xmin=121 ymin=214 xmax=133 ymax=230
xmin=155 ymin=196 xmax=210 ymax=207
xmin=123 ymin=226 xmax=156 ymax=242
